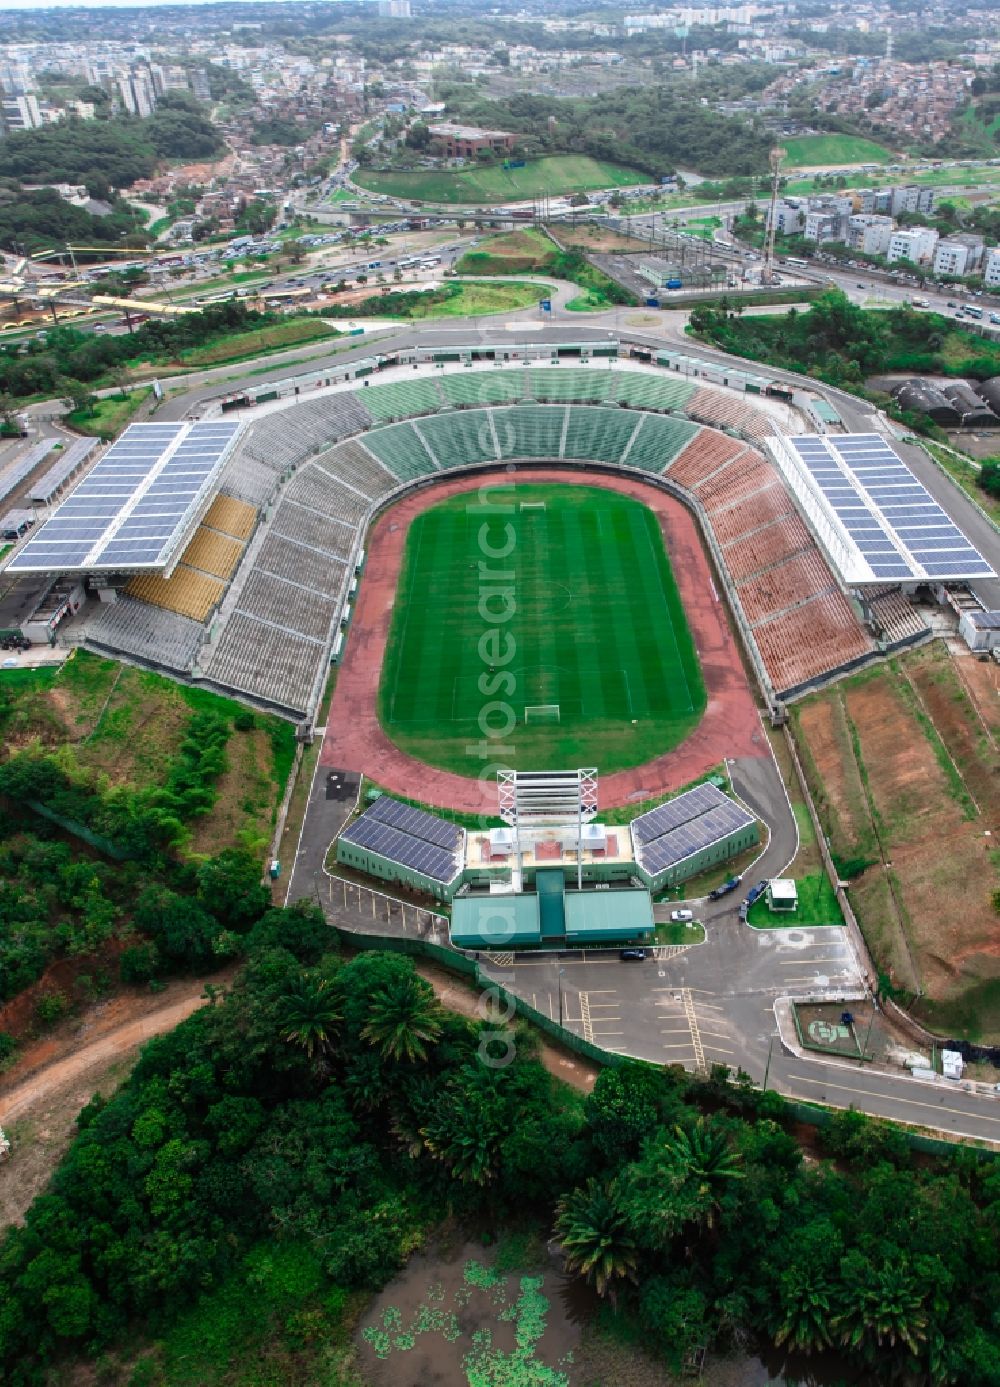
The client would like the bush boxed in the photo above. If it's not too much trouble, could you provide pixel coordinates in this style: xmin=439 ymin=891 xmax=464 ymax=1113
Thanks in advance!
xmin=0 ymin=1031 xmax=18 ymax=1064
xmin=35 ymin=989 xmax=70 ymax=1026
xmin=119 ymin=942 xmax=164 ymax=986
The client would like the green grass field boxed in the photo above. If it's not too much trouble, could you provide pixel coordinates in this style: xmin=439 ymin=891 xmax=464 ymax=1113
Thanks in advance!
xmin=782 ymin=135 xmax=894 ymax=168
xmin=378 ymin=484 xmax=706 ymax=776
xmin=353 ymin=155 xmax=645 ymax=205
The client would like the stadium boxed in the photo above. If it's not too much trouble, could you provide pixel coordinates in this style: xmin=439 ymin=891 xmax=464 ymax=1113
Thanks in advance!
xmin=1 ymin=336 xmax=996 ymax=946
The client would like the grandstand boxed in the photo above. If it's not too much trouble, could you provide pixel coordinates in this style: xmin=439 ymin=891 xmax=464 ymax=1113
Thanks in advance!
xmin=11 ymin=361 xmax=917 ymax=719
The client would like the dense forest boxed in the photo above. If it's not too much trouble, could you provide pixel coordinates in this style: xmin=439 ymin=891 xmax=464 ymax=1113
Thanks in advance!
xmin=3 ymin=915 xmax=1000 ymax=1384
xmin=0 ymin=97 xmax=222 ymax=192
xmin=0 ymin=182 xmax=146 ymax=256
xmin=689 ymin=290 xmax=1000 ymax=386
xmin=429 ymin=86 xmax=773 ymax=179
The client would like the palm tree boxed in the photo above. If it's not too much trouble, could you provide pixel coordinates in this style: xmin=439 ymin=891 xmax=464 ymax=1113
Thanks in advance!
xmin=421 ymin=1072 xmax=504 ymax=1185
xmin=555 ymin=1178 xmax=639 ymax=1302
xmin=834 ymin=1257 xmax=928 ymax=1358
xmin=660 ymin=1120 xmax=745 ymax=1229
xmin=772 ymin=1268 xmax=835 ymax=1355
xmin=278 ymin=976 xmax=341 ymax=1060
xmin=361 ymin=973 xmax=443 ymax=1063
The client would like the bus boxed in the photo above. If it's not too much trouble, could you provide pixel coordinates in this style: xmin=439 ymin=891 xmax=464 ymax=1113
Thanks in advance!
xmin=963 ymin=305 xmax=983 ymax=320
xmin=784 ymin=256 xmax=808 ymax=267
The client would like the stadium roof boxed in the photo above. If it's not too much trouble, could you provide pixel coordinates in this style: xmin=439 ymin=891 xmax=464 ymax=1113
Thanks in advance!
xmin=631 ymin=782 xmax=755 ymax=877
xmin=769 ymin=433 xmax=995 ymax=584
xmin=339 ymin=795 xmax=465 ymax=884
xmin=6 ymin=421 xmax=243 ymax=575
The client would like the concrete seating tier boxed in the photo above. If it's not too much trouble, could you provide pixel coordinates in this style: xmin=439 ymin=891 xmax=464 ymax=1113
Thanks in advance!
xmin=491 ymin=405 xmax=568 ymax=460
xmin=234 ymin=569 xmax=339 ymax=644
xmin=623 ymin=412 xmax=701 ymax=473
xmin=687 ymin=385 xmax=774 ymax=441
xmin=85 ymin=597 xmax=204 ymax=673
xmin=363 ymin=421 xmax=438 ymax=479
xmin=417 ymin=409 xmax=499 ymax=468
xmin=201 ymin=494 xmax=258 ymax=541
xmin=254 ymin=531 xmax=347 ymax=598
xmin=312 ymin=440 xmax=396 ymax=499
xmin=667 ymin=430 xmax=744 ymax=490
xmin=736 ymin=549 xmax=837 ymax=626
xmin=866 ymin=587 xmax=928 ymax=648
xmin=698 ymin=453 xmax=778 ymax=513
xmin=359 ymin=376 xmax=444 ymax=422
xmin=611 ymin=373 xmax=694 ymax=413
xmin=751 ymin=591 xmax=874 ymax=695
xmin=270 ymin=499 xmax=354 ymax=561
xmin=283 ymin=465 xmax=369 ymax=527
xmin=708 ymin=478 xmax=796 ymax=546
xmin=181 ymin=527 xmax=245 ymax=581
xmin=560 ymin=406 xmax=641 ymax=465
xmin=721 ymin=513 xmax=814 ymax=583
xmin=530 ymin=368 xmax=613 ymax=404
xmin=126 ymin=565 xmax=225 ymax=623
xmin=438 ymin=370 xmax=527 ymax=408
xmin=204 ymin=612 xmax=326 ymax=715
xmin=219 ymin=458 xmax=280 ymax=508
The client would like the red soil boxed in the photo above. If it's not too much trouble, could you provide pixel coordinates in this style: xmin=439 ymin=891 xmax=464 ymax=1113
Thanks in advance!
xmin=320 ymin=468 xmax=766 ymax=813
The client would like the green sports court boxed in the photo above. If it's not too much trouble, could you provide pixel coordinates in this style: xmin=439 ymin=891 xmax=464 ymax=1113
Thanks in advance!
xmin=377 ymin=484 xmax=706 ymax=776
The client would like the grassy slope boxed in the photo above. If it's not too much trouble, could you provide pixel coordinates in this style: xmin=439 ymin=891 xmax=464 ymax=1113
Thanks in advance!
xmin=353 ymin=155 xmax=645 ymax=204
xmin=1 ymin=650 xmax=295 ymax=857
xmin=377 ymin=483 xmax=705 ymax=776
xmin=782 ymin=134 xmax=895 ymax=167
xmin=66 ymin=387 xmax=152 ymax=440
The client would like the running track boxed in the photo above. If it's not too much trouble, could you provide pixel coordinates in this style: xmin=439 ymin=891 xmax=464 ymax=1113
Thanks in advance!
xmin=320 ymin=468 xmax=767 ymax=814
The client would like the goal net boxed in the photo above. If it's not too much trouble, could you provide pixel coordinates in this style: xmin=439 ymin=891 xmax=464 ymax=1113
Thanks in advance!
xmin=524 ymin=704 xmax=560 ymax=724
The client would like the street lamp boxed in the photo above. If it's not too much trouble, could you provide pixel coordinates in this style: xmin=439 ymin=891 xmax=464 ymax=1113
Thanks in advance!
xmin=762 ymin=1032 xmax=775 ymax=1092
xmin=558 ymin=967 xmax=565 ymax=1028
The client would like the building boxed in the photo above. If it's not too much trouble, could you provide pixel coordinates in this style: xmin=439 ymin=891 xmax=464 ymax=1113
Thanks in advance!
xmin=984 ymin=247 xmax=1000 ymax=290
xmin=118 ymin=69 xmax=156 ymax=119
xmin=427 ymin=122 xmax=516 ymax=159
xmin=933 ymin=235 xmax=985 ymax=278
xmin=847 ymin=214 xmax=893 ymax=257
xmin=958 ymin=609 xmax=1000 ymax=653
xmin=769 ymin=197 xmax=806 ymax=236
xmin=887 ymin=226 xmax=938 ymax=265
xmin=0 ymin=91 xmax=42 ymax=133
xmin=629 ymin=782 xmax=758 ymax=894
xmin=378 ymin=0 xmax=412 ymax=14
xmin=802 ymin=195 xmax=852 ymax=244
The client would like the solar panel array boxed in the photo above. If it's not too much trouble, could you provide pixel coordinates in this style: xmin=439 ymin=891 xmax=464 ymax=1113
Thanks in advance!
xmin=632 ymin=782 xmax=755 ymax=876
xmin=340 ymin=795 xmax=464 ymax=883
xmin=7 ymin=421 xmax=242 ymax=574
xmin=786 ymin=434 xmax=994 ymax=582
xmin=28 ymin=436 xmax=99 ymax=505
xmin=0 ymin=439 xmax=55 ymax=509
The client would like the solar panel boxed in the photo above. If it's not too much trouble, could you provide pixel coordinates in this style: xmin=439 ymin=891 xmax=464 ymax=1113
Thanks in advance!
xmin=340 ymin=797 xmax=462 ymax=883
xmin=632 ymin=783 xmax=755 ymax=876
xmin=7 ymin=420 xmax=242 ymax=575
xmin=780 ymin=434 xmax=995 ymax=584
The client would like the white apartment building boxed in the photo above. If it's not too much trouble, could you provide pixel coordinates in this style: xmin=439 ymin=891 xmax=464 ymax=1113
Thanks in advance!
xmin=933 ymin=235 xmax=985 ymax=278
xmin=770 ymin=198 xmax=806 ymax=236
xmin=118 ymin=68 xmax=156 ymax=118
xmin=847 ymin=214 xmax=894 ymax=257
xmin=0 ymin=91 xmax=42 ymax=133
xmin=985 ymin=247 xmax=1000 ymax=290
xmin=887 ymin=227 xmax=939 ymax=265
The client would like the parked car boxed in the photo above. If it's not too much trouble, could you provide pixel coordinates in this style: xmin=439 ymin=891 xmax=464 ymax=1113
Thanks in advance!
xmin=709 ymin=876 xmax=742 ymax=901
xmin=670 ymin=909 xmax=694 ymax=922
xmin=619 ymin=948 xmax=647 ymax=961
xmin=745 ymin=880 xmax=768 ymax=908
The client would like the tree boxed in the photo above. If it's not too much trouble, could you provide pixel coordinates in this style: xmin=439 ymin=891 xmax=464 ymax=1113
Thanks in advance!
xmin=834 ymin=1252 xmax=929 ymax=1359
xmin=361 ymin=971 xmax=443 ymax=1063
xmin=772 ymin=1266 xmax=836 ymax=1354
xmin=56 ymin=376 xmax=94 ymax=415
xmin=278 ymin=976 xmax=341 ymax=1060
xmin=555 ymin=1177 xmax=639 ymax=1301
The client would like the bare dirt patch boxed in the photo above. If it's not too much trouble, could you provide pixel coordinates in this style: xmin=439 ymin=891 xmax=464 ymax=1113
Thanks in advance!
xmin=793 ymin=650 xmax=1000 ymax=1034
xmin=559 ymin=225 xmax=644 ymax=254
xmin=0 ymin=970 xmax=234 ymax=1228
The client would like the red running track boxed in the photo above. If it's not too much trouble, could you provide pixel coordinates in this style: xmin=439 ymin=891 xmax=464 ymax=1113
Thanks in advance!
xmin=320 ymin=468 xmax=767 ymax=814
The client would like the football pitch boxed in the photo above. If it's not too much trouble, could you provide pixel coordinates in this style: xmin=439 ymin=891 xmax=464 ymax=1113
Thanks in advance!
xmin=377 ymin=484 xmax=706 ymax=776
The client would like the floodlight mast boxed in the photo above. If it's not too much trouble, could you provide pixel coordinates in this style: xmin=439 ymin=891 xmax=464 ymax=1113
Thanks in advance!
xmin=762 ymin=145 xmax=786 ymax=287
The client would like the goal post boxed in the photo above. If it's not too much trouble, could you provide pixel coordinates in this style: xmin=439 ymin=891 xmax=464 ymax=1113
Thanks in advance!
xmin=524 ymin=704 xmax=560 ymax=724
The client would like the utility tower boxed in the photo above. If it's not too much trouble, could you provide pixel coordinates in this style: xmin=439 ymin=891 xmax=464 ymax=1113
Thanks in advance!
xmin=762 ymin=145 xmax=786 ymax=286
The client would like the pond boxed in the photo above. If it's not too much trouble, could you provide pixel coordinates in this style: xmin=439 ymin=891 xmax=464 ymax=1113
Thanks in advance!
xmin=356 ymin=1235 xmax=875 ymax=1387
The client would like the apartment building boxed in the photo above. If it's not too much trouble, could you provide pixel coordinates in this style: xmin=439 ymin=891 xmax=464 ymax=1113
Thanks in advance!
xmin=847 ymin=214 xmax=894 ymax=257
xmin=985 ymin=247 xmax=1000 ymax=290
xmin=887 ymin=226 xmax=939 ymax=265
xmin=933 ymin=235 xmax=985 ymax=278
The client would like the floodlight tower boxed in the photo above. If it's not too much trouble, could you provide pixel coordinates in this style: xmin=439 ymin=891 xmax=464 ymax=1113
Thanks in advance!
xmin=762 ymin=145 xmax=786 ymax=287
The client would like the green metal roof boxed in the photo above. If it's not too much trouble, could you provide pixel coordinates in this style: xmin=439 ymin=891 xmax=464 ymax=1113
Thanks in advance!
xmin=536 ymin=868 xmax=566 ymax=940
xmin=564 ymin=888 xmax=654 ymax=942
xmin=450 ymin=893 xmax=540 ymax=949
